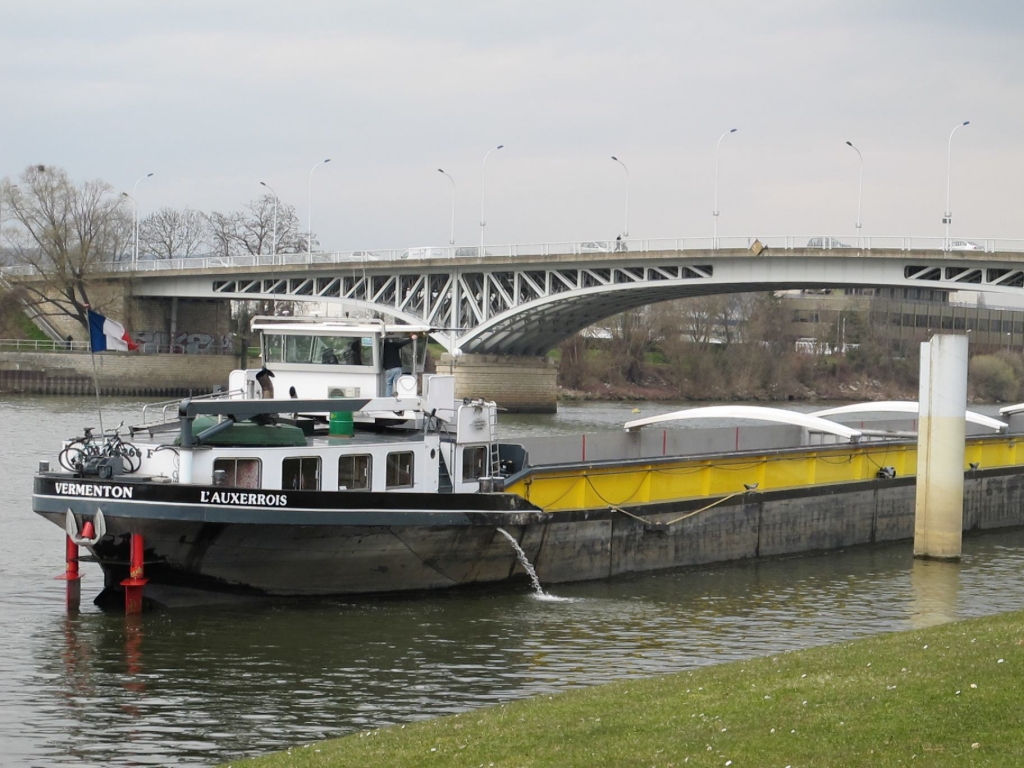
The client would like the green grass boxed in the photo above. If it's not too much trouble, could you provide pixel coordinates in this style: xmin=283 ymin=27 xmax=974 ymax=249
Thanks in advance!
xmin=17 ymin=310 xmax=50 ymax=341
xmin=227 ymin=610 xmax=1024 ymax=767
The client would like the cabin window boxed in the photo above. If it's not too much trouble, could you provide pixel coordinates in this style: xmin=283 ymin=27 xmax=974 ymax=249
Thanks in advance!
xmin=315 ymin=336 xmax=374 ymax=366
xmin=338 ymin=454 xmax=372 ymax=491
xmin=213 ymin=458 xmax=261 ymax=488
xmin=263 ymin=335 xmax=283 ymax=363
xmin=386 ymin=451 xmax=414 ymax=489
xmin=284 ymin=335 xmax=315 ymax=364
xmin=283 ymin=456 xmax=321 ymax=490
xmin=462 ymin=446 xmax=488 ymax=481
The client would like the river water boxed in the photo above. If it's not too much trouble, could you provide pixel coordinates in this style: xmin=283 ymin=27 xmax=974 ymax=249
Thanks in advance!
xmin=2 ymin=396 xmax=1024 ymax=766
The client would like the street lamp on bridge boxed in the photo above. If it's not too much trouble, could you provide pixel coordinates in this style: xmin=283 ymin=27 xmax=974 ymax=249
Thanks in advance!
xmin=132 ymin=173 xmax=154 ymax=267
xmin=943 ymin=120 xmax=971 ymax=251
xmin=438 ymin=168 xmax=456 ymax=246
xmin=845 ymin=141 xmax=864 ymax=245
xmin=480 ymin=144 xmax=504 ymax=252
xmin=259 ymin=181 xmax=279 ymax=259
xmin=713 ymin=129 xmax=737 ymax=249
xmin=308 ymin=158 xmax=331 ymax=257
xmin=610 ymin=156 xmax=630 ymax=239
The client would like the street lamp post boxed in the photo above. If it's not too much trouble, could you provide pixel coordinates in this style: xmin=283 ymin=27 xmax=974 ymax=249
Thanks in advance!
xmin=259 ymin=181 xmax=279 ymax=259
xmin=480 ymin=144 xmax=504 ymax=252
xmin=308 ymin=158 xmax=331 ymax=256
xmin=713 ymin=128 xmax=737 ymax=249
xmin=610 ymin=156 xmax=630 ymax=238
xmin=845 ymin=141 xmax=864 ymax=245
xmin=943 ymin=120 xmax=971 ymax=250
xmin=132 ymin=173 xmax=154 ymax=266
xmin=438 ymin=169 xmax=456 ymax=246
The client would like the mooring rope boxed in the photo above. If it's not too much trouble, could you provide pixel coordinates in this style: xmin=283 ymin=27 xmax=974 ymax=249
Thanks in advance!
xmin=610 ymin=491 xmax=743 ymax=527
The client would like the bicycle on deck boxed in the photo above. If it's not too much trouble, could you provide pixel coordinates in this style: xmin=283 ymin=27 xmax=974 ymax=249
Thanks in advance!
xmin=58 ymin=421 xmax=141 ymax=474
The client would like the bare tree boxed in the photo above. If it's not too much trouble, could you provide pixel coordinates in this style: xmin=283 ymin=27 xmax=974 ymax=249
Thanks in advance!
xmin=0 ymin=165 xmax=131 ymax=329
xmin=677 ymin=296 xmax=720 ymax=346
xmin=204 ymin=210 xmax=243 ymax=259
xmin=138 ymin=206 xmax=209 ymax=259
xmin=234 ymin=194 xmax=308 ymax=256
xmin=607 ymin=307 xmax=657 ymax=385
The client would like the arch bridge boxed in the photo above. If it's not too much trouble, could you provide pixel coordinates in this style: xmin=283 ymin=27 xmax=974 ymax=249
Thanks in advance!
xmin=118 ymin=236 xmax=1024 ymax=355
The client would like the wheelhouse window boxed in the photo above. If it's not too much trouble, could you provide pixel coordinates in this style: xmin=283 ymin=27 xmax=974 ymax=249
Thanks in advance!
xmin=386 ymin=451 xmax=414 ymax=489
xmin=315 ymin=336 xmax=374 ymax=366
xmin=462 ymin=446 xmax=488 ymax=481
xmin=263 ymin=335 xmax=283 ymax=364
xmin=213 ymin=458 xmax=262 ymax=489
xmin=284 ymin=335 xmax=315 ymax=364
xmin=283 ymin=457 xmax=321 ymax=490
xmin=338 ymin=454 xmax=372 ymax=491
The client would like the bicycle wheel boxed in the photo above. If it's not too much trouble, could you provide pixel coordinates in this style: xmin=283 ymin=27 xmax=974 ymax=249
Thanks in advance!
xmin=58 ymin=440 xmax=89 ymax=471
xmin=114 ymin=441 xmax=142 ymax=473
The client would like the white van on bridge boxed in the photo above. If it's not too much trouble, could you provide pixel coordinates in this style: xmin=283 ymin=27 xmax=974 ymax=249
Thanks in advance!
xmin=400 ymin=246 xmax=448 ymax=260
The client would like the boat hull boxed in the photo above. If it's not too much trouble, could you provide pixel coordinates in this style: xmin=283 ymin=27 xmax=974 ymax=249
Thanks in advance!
xmin=33 ymin=466 xmax=1024 ymax=600
xmin=33 ymin=475 xmax=545 ymax=596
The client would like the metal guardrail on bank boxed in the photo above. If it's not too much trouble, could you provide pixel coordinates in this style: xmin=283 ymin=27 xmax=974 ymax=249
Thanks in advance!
xmin=0 ymin=339 xmax=92 ymax=352
xmin=3 ymin=235 xmax=1024 ymax=278
xmin=0 ymin=339 xmax=237 ymax=354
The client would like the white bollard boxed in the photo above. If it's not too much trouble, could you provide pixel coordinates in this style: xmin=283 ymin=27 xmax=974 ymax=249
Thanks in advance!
xmin=914 ymin=335 xmax=968 ymax=560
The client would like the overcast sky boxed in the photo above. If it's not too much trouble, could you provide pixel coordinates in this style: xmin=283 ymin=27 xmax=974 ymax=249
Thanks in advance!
xmin=3 ymin=1 xmax=1023 ymax=252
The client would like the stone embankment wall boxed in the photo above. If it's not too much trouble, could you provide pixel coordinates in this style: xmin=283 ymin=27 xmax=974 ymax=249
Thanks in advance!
xmin=439 ymin=353 xmax=558 ymax=413
xmin=0 ymin=351 xmax=238 ymax=397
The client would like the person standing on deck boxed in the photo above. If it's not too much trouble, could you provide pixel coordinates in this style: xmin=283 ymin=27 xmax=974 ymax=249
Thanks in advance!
xmin=382 ymin=333 xmax=417 ymax=396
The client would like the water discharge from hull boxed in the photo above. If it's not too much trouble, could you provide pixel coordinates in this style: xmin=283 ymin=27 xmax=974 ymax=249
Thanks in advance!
xmin=495 ymin=527 xmax=569 ymax=601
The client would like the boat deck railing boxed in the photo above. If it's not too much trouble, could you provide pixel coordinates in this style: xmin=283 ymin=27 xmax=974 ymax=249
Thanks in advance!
xmin=136 ymin=388 xmax=246 ymax=434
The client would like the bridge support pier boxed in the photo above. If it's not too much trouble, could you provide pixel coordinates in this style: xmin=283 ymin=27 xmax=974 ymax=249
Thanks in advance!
xmin=439 ymin=353 xmax=558 ymax=413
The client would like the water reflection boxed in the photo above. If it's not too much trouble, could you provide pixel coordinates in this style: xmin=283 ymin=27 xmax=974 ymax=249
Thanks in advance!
xmin=10 ymin=532 xmax=1024 ymax=766
xmin=910 ymin=558 xmax=962 ymax=628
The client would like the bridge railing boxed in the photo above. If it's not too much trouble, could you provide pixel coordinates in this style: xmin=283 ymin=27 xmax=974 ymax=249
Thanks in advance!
xmin=4 ymin=236 xmax=1024 ymax=277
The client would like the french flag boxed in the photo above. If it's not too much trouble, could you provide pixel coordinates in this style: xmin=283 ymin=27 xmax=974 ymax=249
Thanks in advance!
xmin=88 ymin=309 xmax=138 ymax=352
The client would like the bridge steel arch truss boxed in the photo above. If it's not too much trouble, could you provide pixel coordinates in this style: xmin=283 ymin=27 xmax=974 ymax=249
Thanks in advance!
xmin=131 ymin=250 xmax=1024 ymax=355
xmin=207 ymin=260 xmax=715 ymax=354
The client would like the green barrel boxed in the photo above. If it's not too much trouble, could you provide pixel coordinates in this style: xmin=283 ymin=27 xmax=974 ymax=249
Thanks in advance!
xmin=329 ymin=411 xmax=354 ymax=437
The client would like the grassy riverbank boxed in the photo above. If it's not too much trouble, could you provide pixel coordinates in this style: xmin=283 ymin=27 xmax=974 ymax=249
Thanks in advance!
xmin=230 ymin=609 xmax=1024 ymax=767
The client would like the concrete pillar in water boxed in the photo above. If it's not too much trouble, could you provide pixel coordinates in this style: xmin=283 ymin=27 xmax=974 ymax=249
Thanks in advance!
xmin=914 ymin=334 xmax=968 ymax=560
xmin=439 ymin=352 xmax=558 ymax=413
xmin=910 ymin=559 xmax=960 ymax=628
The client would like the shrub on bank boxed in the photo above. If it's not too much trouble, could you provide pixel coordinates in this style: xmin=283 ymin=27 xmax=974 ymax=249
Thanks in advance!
xmin=970 ymin=355 xmax=1019 ymax=402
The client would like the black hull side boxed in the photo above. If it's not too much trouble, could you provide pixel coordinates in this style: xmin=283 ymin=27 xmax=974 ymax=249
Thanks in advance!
xmin=33 ymin=466 xmax=1024 ymax=599
xmin=34 ymin=474 xmax=546 ymax=596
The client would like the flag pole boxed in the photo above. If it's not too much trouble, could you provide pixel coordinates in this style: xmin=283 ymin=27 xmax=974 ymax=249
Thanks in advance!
xmin=86 ymin=308 xmax=106 ymax=440
xmin=89 ymin=349 xmax=106 ymax=441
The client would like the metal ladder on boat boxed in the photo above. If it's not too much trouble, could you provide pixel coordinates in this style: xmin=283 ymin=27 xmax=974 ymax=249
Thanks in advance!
xmin=488 ymin=405 xmax=502 ymax=477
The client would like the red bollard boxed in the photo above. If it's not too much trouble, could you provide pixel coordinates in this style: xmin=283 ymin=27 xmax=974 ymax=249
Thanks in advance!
xmin=58 ymin=534 xmax=82 ymax=611
xmin=57 ymin=520 xmax=94 ymax=611
xmin=120 ymin=533 xmax=148 ymax=614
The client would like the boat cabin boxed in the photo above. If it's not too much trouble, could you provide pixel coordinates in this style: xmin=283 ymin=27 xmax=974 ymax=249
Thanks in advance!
xmin=228 ymin=316 xmax=434 ymax=403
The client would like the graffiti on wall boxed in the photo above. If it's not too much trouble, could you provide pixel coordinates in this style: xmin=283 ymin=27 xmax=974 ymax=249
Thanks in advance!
xmin=135 ymin=331 xmax=236 ymax=355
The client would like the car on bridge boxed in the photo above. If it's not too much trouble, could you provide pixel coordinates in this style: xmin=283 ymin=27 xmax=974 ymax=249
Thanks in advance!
xmin=948 ymin=239 xmax=984 ymax=251
xmin=401 ymin=246 xmax=449 ymax=260
xmin=578 ymin=241 xmax=610 ymax=253
xmin=807 ymin=237 xmax=854 ymax=249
